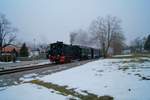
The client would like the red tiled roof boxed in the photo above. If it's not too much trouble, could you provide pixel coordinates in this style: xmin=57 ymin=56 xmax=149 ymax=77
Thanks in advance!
xmin=2 ymin=45 xmax=20 ymax=53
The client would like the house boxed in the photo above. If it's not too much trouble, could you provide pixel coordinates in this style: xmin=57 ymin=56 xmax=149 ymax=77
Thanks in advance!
xmin=0 ymin=45 xmax=20 ymax=62
xmin=2 ymin=45 xmax=20 ymax=53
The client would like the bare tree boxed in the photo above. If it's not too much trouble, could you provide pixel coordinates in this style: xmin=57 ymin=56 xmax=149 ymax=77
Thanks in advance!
xmin=90 ymin=15 xmax=122 ymax=57
xmin=111 ymin=32 xmax=125 ymax=55
xmin=131 ymin=37 xmax=145 ymax=53
xmin=0 ymin=13 xmax=16 ymax=55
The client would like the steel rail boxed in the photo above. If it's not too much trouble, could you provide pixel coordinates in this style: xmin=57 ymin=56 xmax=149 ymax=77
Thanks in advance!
xmin=0 ymin=63 xmax=55 ymax=75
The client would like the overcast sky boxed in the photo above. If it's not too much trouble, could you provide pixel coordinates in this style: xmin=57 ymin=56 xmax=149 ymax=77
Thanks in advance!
xmin=0 ymin=0 xmax=150 ymax=44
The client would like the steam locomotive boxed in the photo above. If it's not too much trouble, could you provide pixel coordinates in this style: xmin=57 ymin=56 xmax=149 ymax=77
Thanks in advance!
xmin=47 ymin=41 xmax=101 ymax=63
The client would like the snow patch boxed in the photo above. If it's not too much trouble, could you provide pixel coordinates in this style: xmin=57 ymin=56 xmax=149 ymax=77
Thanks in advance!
xmin=0 ymin=83 xmax=67 ymax=100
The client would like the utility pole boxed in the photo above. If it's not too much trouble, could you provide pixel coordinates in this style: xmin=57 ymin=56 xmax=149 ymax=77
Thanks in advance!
xmin=33 ymin=38 xmax=36 ymax=64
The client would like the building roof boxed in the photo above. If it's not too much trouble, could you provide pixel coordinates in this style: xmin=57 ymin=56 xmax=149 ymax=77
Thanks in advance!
xmin=2 ymin=45 xmax=20 ymax=53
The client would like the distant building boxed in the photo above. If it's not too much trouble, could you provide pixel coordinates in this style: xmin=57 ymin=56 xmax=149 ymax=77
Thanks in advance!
xmin=2 ymin=45 xmax=20 ymax=53
xmin=107 ymin=47 xmax=114 ymax=56
xmin=28 ymin=49 xmax=40 ymax=57
xmin=0 ymin=45 xmax=20 ymax=62
xmin=122 ymin=47 xmax=131 ymax=54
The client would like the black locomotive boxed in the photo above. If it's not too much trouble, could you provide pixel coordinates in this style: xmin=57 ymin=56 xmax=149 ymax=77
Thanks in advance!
xmin=47 ymin=41 xmax=101 ymax=63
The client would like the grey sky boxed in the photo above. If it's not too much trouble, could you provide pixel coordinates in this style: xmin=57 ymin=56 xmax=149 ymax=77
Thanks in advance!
xmin=0 ymin=0 xmax=150 ymax=44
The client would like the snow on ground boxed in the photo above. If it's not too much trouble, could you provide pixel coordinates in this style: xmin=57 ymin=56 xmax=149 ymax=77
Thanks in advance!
xmin=0 ymin=61 xmax=20 ymax=64
xmin=0 ymin=57 xmax=150 ymax=100
xmin=19 ymin=73 xmax=38 ymax=82
xmin=38 ymin=58 xmax=150 ymax=100
xmin=0 ymin=83 xmax=67 ymax=100
xmin=112 ymin=54 xmax=133 ymax=57
xmin=0 ymin=59 xmax=50 ymax=70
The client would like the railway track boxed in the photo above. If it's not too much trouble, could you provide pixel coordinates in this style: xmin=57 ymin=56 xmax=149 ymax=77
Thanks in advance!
xmin=0 ymin=63 xmax=55 ymax=75
xmin=0 ymin=60 xmax=95 ymax=76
